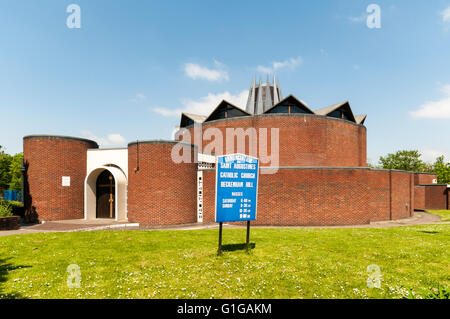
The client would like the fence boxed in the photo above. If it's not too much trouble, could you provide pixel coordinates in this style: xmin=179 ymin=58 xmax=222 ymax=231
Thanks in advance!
xmin=3 ymin=190 xmax=22 ymax=202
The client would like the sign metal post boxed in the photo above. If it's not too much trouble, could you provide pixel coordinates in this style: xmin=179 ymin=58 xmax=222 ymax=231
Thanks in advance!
xmin=246 ymin=220 xmax=250 ymax=252
xmin=215 ymin=154 xmax=259 ymax=255
xmin=218 ymin=222 xmax=223 ymax=255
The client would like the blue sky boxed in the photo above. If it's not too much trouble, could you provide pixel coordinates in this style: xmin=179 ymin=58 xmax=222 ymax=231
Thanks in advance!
xmin=1 ymin=0 xmax=450 ymax=164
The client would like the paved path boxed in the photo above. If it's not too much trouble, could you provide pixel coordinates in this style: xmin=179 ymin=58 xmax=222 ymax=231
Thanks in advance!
xmin=232 ymin=211 xmax=443 ymax=229
xmin=0 ymin=219 xmax=137 ymax=237
xmin=0 ymin=211 xmax=444 ymax=237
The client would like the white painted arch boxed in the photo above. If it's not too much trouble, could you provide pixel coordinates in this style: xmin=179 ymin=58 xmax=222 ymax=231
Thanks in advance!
xmin=84 ymin=166 xmax=128 ymax=221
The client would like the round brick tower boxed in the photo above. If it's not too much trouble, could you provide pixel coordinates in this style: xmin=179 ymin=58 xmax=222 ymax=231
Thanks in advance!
xmin=23 ymin=135 xmax=98 ymax=222
xmin=127 ymin=140 xmax=198 ymax=225
xmin=180 ymin=114 xmax=367 ymax=168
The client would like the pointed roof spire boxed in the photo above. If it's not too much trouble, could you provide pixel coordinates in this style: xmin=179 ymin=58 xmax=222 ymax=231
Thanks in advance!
xmin=245 ymin=77 xmax=256 ymax=114
xmin=244 ymin=75 xmax=284 ymax=115
xmin=277 ymin=77 xmax=282 ymax=100
xmin=256 ymin=76 xmax=264 ymax=114
xmin=264 ymin=77 xmax=272 ymax=112
xmin=273 ymin=74 xmax=280 ymax=104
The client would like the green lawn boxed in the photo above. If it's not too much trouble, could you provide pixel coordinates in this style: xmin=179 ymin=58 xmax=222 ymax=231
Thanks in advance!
xmin=0 ymin=224 xmax=449 ymax=299
xmin=427 ymin=210 xmax=450 ymax=222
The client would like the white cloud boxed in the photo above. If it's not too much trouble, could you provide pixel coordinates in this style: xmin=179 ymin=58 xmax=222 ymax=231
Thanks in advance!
xmin=184 ymin=60 xmax=229 ymax=81
xmin=440 ymin=84 xmax=450 ymax=95
xmin=81 ymin=131 xmax=127 ymax=147
xmin=420 ymin=148 xmax=450 ymax=163
xmin=353 ymin=64 xmax=360 ymax=70
xmin=257 ymin=56 xmax=303 ymax=74
xmin=410 ymin=84 xmax=450 ymax=119
xmin=130 ymin=93 xmax=146 ymax=103
xmin=442 ymin=6 xmax=450 ymax=23
xmin=151 ymin=90 xmax=249 ymax=117
xmin=410 ymin=98 xmax=450 ymax=119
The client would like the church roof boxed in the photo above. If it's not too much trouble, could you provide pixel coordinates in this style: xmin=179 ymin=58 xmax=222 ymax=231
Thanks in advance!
xmin=179 ymin=112 xmax=207 ymax=128
xmin=263 ymin=94 xmax=315 ymax=114
xmin=182 ymin=112 xmax=207 ymax=123
xmin=355 ymin=114 xmax=367 ymax=125
xmin=315 ymin=101 xmax=356 ymax=123
xmin=204 ymin=100 xmax=251 ymax=123
xmin=178 ymin=77 xmax=366 ymax=127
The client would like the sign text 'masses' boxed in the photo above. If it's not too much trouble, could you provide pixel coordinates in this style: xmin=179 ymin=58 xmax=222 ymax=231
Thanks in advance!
xmin=215 ymin=154 xmax=259 ymax=223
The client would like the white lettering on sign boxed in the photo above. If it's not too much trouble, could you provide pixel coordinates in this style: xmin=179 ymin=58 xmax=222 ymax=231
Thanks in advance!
xmin=220 ymin=172 xmax=238 ymax=178
xmin=62 ymin=176 xmax=71 ymax=187
xmin=221 ymin=181 xmax=244 ymax=188
xmin=233 ymin=163 xmax=256 ymax=170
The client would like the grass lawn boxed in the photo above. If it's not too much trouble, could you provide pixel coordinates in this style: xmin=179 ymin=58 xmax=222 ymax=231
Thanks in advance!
xmin=0 ymin=224 xmax=449 ymax=299
xmin=427 ymin=210 xmax=450 ymax=222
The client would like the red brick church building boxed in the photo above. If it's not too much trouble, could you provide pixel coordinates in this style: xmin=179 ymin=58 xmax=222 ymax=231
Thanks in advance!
xmin=22 ymin=78 xmax=449 ymax=226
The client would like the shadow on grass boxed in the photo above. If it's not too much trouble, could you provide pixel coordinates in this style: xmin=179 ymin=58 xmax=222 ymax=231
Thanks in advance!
xmin=419 ymin=230 xmax=440 ymax=234
xmin=222 ymin=243 xmax=256 ymax=252
xmin=0 ymin=258 xmax=31 ymax=299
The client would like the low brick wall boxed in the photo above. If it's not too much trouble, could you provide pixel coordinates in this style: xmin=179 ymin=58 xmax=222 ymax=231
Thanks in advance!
xmin=0 ymin=216 xmax=21 ymax=230
xmin=202 ymin=167 xmax=414 ymax=226
xmin=414 ymin=186 xmax=426 ymax=211
xmin=415 ymin=185 xmax=449 ymax=211
xmin=425 ymin=185 xmax=448 ymax=210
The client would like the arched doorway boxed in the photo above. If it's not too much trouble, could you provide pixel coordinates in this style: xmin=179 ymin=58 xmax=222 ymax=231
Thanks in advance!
xmin=85 ymin=166 xmax=127 ymax=221
xmin=96 ymin=170 xmax=115 ymax=218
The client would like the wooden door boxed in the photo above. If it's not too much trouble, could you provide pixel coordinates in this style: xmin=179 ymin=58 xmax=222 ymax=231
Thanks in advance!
xmin=96 ymin=170 xmax=115 ymax=218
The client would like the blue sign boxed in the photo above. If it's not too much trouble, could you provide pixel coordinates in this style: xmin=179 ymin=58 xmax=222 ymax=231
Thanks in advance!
xmin=215 ymin=154 xmax=259 ymax=223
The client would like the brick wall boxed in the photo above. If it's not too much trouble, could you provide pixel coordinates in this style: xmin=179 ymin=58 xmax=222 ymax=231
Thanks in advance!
xmin=414 ymin=186 xmax=425 ymax=211
xmin=366 ymin=170 xmax=390 ymax=221
xmin=202 ymin=168 xmax=414 ymax=226
xmin=127 ymin=141 xmax=198 ymax=225
xmin=424 ymin=185 xmax=448 ymax=210
xmin=391 ymin=171 xmax=414 ymax=219
xmin=23 ymin=135 xmax=98 ymax=222
xmin=414 ymin=173 xmax=437 ymax=186
xmin=0 ymin=216 xmax=21 ymax=230
xmin=179 ymin=114 xmax=367 ymax=167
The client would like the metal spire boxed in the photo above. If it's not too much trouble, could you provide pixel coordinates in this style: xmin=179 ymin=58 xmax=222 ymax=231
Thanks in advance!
xmin=273 ymin=74 xmax=280 ymax=104
xmin=245 ymin=77 xmax=256 ymax=114
xmin=264 ymin=75 xmax=272 ymax=112
xmin=244 ymin=75 xmax=283 ymax=115
xmin=277 ymin=77 xmax=282 ymax=100
xmin=256 ymin=76 xmax=264 ymax=114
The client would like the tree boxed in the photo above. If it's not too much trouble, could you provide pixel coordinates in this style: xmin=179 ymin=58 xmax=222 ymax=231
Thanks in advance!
xmin=0 ymin=146 xmax=12 ymax=191
xmin=0 ymin=146 xmax=23 ymax=192
xmin=367 ymin=162 xmax=381 ymax=169
xmin=8 ymin=153 xmax=23 ymax=191
xmin=433 ymin=156 xmax=450 ymax=184
xmin=379 ymin=150 xmax=426 ymax=172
